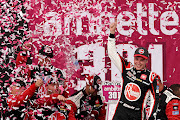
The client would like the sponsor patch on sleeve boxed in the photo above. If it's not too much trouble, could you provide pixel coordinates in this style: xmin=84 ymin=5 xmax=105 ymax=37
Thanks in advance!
xmin=172 ymin=111 xmax=179 ymax=115
xmin=173 ymin=106 xmax=178 ymax=110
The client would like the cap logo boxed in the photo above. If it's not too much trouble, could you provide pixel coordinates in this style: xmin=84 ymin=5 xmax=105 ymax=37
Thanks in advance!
xmin=138 ymin=49 xmax=144 ymax=54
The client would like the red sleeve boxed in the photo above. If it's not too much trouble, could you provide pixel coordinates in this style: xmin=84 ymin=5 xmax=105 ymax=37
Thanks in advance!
xmin=165 ymin=99 xmax=180 ymax=120
xmin=7 ymin=83 xmax=37 ymax=109
xmin=97 ymin=104 xmax=106 ymax=120
xmin=65 ymin=100 xmax=77 ymax=114
xmin=33 ymin=94 xmax=59 ymax=108
xmin=63 ymin=90 xmax=69 ymax=98
xmin=148 ymin=77 xmax=160 ymax=119
xmin=16 ymin=52 xmax=27 ymax=66
xmin=67 ymin=107 xmax=76 ymax=120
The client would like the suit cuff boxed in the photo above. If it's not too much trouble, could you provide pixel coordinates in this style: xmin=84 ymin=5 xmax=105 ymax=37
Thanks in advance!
xmin=109 ymin=34 xmax=115 ymax=38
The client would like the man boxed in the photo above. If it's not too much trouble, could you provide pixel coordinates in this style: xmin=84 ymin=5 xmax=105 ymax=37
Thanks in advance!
xmin=4 ymin=79 xmax=43 ymax=119
xmin=68 ymin=75 xmax=106 ymax=120
xmin=29 ymin=74 xmax=76 ymax=120
xmin=157 ymin=84 xmax=180 ymax=120
xmin=108 ymin=21 xmax=163 ymax=120
xmin=26 ymin=45 xmax=76 ymax=120
xmin=31 ymin=45 xmax=65 ymax=92
xmin=16 ymin=40 xmax=32 ymax=67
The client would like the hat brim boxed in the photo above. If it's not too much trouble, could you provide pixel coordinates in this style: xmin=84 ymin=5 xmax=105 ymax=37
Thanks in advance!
xmin=134 ymin=54 xmax=148 ymax=59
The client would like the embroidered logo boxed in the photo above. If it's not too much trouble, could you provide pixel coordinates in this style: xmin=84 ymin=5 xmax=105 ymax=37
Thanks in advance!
xmin=173 ymin=106 xmax=178 ymax=110
xmin=172 ymin=111 xmax=179 ymax=115
xmin=139 ymin=49 xmax=144 ymax=54
xmin=140 ymin=74 xmax=147 ymax=80
xmin=150 ymin=72 xmax=157 ymax=83
xmin=124 ymin=83 xmax=141 ymax=101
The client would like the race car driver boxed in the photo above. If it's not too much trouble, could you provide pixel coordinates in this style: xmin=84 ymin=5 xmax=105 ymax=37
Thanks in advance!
xmin=108 ymin=20 xmax=163 ymax=120
xmin=68 ymin=75 xmax=106 ymax=120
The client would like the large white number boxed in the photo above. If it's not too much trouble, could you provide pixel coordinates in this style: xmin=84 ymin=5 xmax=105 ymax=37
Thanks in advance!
xmin=148 ymin=44 xmax=163 ymax=82
xmin=76 ymin=43 xmax=105 ymax=81
xmin=108 ymin=92 xmax=112 ymax=99
xmin=108 ymin=92 xmax=121 ymax=99
xmin=76 ymin=44 xmax=163 ymax=82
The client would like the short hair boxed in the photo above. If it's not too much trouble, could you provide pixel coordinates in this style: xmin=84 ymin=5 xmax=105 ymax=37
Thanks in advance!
xmin=169 ymin=84 xmax=180 ymax=96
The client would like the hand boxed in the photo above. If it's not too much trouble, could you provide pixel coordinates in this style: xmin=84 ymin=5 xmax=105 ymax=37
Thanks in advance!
xmin=110 ymin=19 xmax=117 ymax=34
xmin=35 ymin=79 xmax=44 ymax=87
xmin=22 ymin=43 xmax=31 ymax=51
xmin=57 ymin=95 xmax=67 ymax=101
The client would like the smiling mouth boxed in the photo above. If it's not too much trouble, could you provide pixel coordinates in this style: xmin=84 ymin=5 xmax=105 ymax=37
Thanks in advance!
xmin=136 ymin=65 xmax=141 ymax=68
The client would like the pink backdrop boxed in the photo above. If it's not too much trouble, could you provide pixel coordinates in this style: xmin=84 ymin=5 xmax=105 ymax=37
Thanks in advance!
xmin=0 ymin=1 xmax=179 ymax=119
xmin=20 ymin=0 xmax=180 ymax=95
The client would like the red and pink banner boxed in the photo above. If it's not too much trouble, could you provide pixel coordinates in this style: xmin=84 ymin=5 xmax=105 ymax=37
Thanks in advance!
xmin=25 ymin=0 xmax=180 ymax=90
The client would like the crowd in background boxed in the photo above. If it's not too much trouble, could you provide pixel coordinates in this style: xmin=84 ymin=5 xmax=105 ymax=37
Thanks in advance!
xmin=0 ymin=42 xmax=106 ymax=120
xmin=0 ymin=35 xmax=179 ymax=120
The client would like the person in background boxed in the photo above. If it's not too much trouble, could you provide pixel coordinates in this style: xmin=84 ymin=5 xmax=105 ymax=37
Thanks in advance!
xmin=31 ymin=45 xmax=68 ymax=97
xmin=108 ymin=20 xmax=163 ymax=120
xmin=13 ymin=40 xmax=33 ymax=85
xmin=68 ymin=75 xmax=106 ymax=120
xmin=16 ymin=40 xmax=32 ymax=67
xmin=30 ymin=74 xmax=76 ymax=120
xmin=4 ymin=78 xmax=43 ymax=119
xmin=157 ymin=84 xmax=180 ymax=120
xmin=24 ymin=45 xmax=75 ymax=120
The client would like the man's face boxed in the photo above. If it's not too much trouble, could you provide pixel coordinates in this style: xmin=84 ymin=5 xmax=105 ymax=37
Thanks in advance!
xmin=46 ymin=83 xmax=61 ymax=95
xmin=134 ymin=56 xmax=148 ymax=70
xmin=88 ymin=86 xmax=98 ymax=96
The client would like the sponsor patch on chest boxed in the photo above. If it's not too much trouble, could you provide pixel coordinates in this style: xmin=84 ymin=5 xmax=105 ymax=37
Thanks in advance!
xmin=140 ymin=74 xmax=147 ymax=80
xmin=124 ymin=83 xmax=141 ymax=101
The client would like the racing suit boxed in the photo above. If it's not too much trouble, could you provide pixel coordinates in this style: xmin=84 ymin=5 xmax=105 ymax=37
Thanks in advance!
xmin=157 ymin=88 xmax=180 ymax=120
xmin=28 ymin=65 xmax=74 ymax=120
xmin=5 ymin=82 xmax=38 ymax=119
xmin=68 ymin=88 xmax=106 ymax=120
xmin=29 ymin=97 xmax=76 ymax=120
xmin=108 ymin=35 xmax=160 ymax=120
xmin=16 ymin=51 xmax=32 ymax=67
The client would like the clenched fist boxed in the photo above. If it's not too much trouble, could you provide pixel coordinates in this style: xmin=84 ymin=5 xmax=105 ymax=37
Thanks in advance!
xmin=35 ymin=79 xmax=44 ymax=87
xmin=110 ymin=19 xmax=117 ymax=34
xmin=57 ymin=95 xmax=67 ymax=101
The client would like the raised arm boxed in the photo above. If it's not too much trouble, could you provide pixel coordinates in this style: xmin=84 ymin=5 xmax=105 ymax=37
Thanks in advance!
xmin=7 ymin=79 xmax=43 ymax=109
xmin=107 ymin=21 xmax=123 ymax=73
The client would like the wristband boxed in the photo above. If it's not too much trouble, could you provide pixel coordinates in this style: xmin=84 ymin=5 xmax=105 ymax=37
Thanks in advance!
xmin=109 ymin=33 xmax=115 ymax=38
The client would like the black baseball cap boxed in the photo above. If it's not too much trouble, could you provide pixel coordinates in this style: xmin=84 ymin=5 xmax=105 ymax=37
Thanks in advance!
xmin=134 ymin=47 xmax=149 ymax=59
xmin=86 ymin=75 xmax=102 ymax=91
xmin=39 ymin=45 xmax=53 ymax=58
